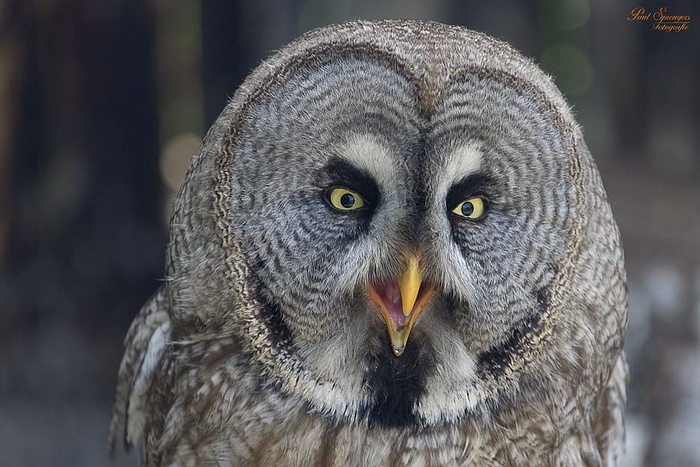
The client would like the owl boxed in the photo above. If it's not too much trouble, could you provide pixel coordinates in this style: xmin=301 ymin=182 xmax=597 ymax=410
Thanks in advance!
xmin=109 ymin=20 xmax=628 ymax=466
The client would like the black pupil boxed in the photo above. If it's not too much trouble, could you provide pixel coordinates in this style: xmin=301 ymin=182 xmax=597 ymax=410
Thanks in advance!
xmin=461 ymin=201 xmax=474 ymax=216
xmin=340 ymin=193 xmax=356 ymax=208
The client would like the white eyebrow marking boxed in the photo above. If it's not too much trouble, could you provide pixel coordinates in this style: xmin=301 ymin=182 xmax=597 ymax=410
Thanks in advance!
xmin=436 ymin=140 xmax=484 ymax=200
xmin=433 ymin=140 xmax=484 ymax=205
xmin=337 ymin=134 xmax=397 ymax=189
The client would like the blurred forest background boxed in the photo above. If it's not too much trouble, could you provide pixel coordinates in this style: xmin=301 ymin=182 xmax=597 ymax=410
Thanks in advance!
xmin=0 ymin=0 xmax=698 ymax=465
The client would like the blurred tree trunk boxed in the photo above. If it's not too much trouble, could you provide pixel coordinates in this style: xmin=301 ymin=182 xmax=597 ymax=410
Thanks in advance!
xmin=0 ymin=0 xmax=23 ymax=267
xmin=1 ymin=0 xmax=164 ymax=398
xmin=201 ymin=0 xmax=301 ymax=126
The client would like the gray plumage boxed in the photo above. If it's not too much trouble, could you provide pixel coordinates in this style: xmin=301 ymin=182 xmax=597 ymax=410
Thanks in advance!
xmin=110 ymin=20 xmax=628 ymax=466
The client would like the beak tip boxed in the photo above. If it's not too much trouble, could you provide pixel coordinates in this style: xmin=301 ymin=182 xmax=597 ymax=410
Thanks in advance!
xmin=374 ymin=253 xmax=435 ymax=358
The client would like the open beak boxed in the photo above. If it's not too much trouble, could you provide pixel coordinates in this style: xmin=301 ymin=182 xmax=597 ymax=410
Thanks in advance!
xmin=367 ymin=254 xmax=435 ymax=356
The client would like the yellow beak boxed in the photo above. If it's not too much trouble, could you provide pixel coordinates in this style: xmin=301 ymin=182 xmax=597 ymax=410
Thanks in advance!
xmin=398 ymin=255 xmax=421 ymax=317
xmin=368 ymin=254 xmax=435 ymax=356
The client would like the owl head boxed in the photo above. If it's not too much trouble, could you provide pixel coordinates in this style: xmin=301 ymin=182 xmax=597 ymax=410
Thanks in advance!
xmin=165 ymin=20 xmax=627 ymax=428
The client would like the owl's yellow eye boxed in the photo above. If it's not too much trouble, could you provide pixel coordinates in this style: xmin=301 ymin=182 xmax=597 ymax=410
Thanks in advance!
xmin=451 ymin=197 xmax=487 ymax=220
xmin=327 ymin=187 xmax=366 ymax=211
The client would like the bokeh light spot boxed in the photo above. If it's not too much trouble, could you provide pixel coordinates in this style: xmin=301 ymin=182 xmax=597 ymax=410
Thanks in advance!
xmin=160 ymin=133 xmax=201 ymax=192
xmin=540 ymin=45 xmax=593 ymax=97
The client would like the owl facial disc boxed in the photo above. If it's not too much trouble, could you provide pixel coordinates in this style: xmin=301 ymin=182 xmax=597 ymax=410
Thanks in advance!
xmin=368 ymin=254 xmax=435 ymax=356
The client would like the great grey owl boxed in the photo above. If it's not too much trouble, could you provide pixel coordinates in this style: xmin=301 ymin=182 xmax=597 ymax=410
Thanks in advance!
xmin=109 ymin=20 xmax=628 ymax=466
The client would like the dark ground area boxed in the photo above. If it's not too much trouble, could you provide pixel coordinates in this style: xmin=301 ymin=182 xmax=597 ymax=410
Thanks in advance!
xmin=0 ymin=1 xmax=698 ymax=465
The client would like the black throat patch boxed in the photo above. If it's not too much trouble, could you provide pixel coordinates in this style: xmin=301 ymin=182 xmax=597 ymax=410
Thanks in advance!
xmin=364 ymin=341 xmax=429 ymax=428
